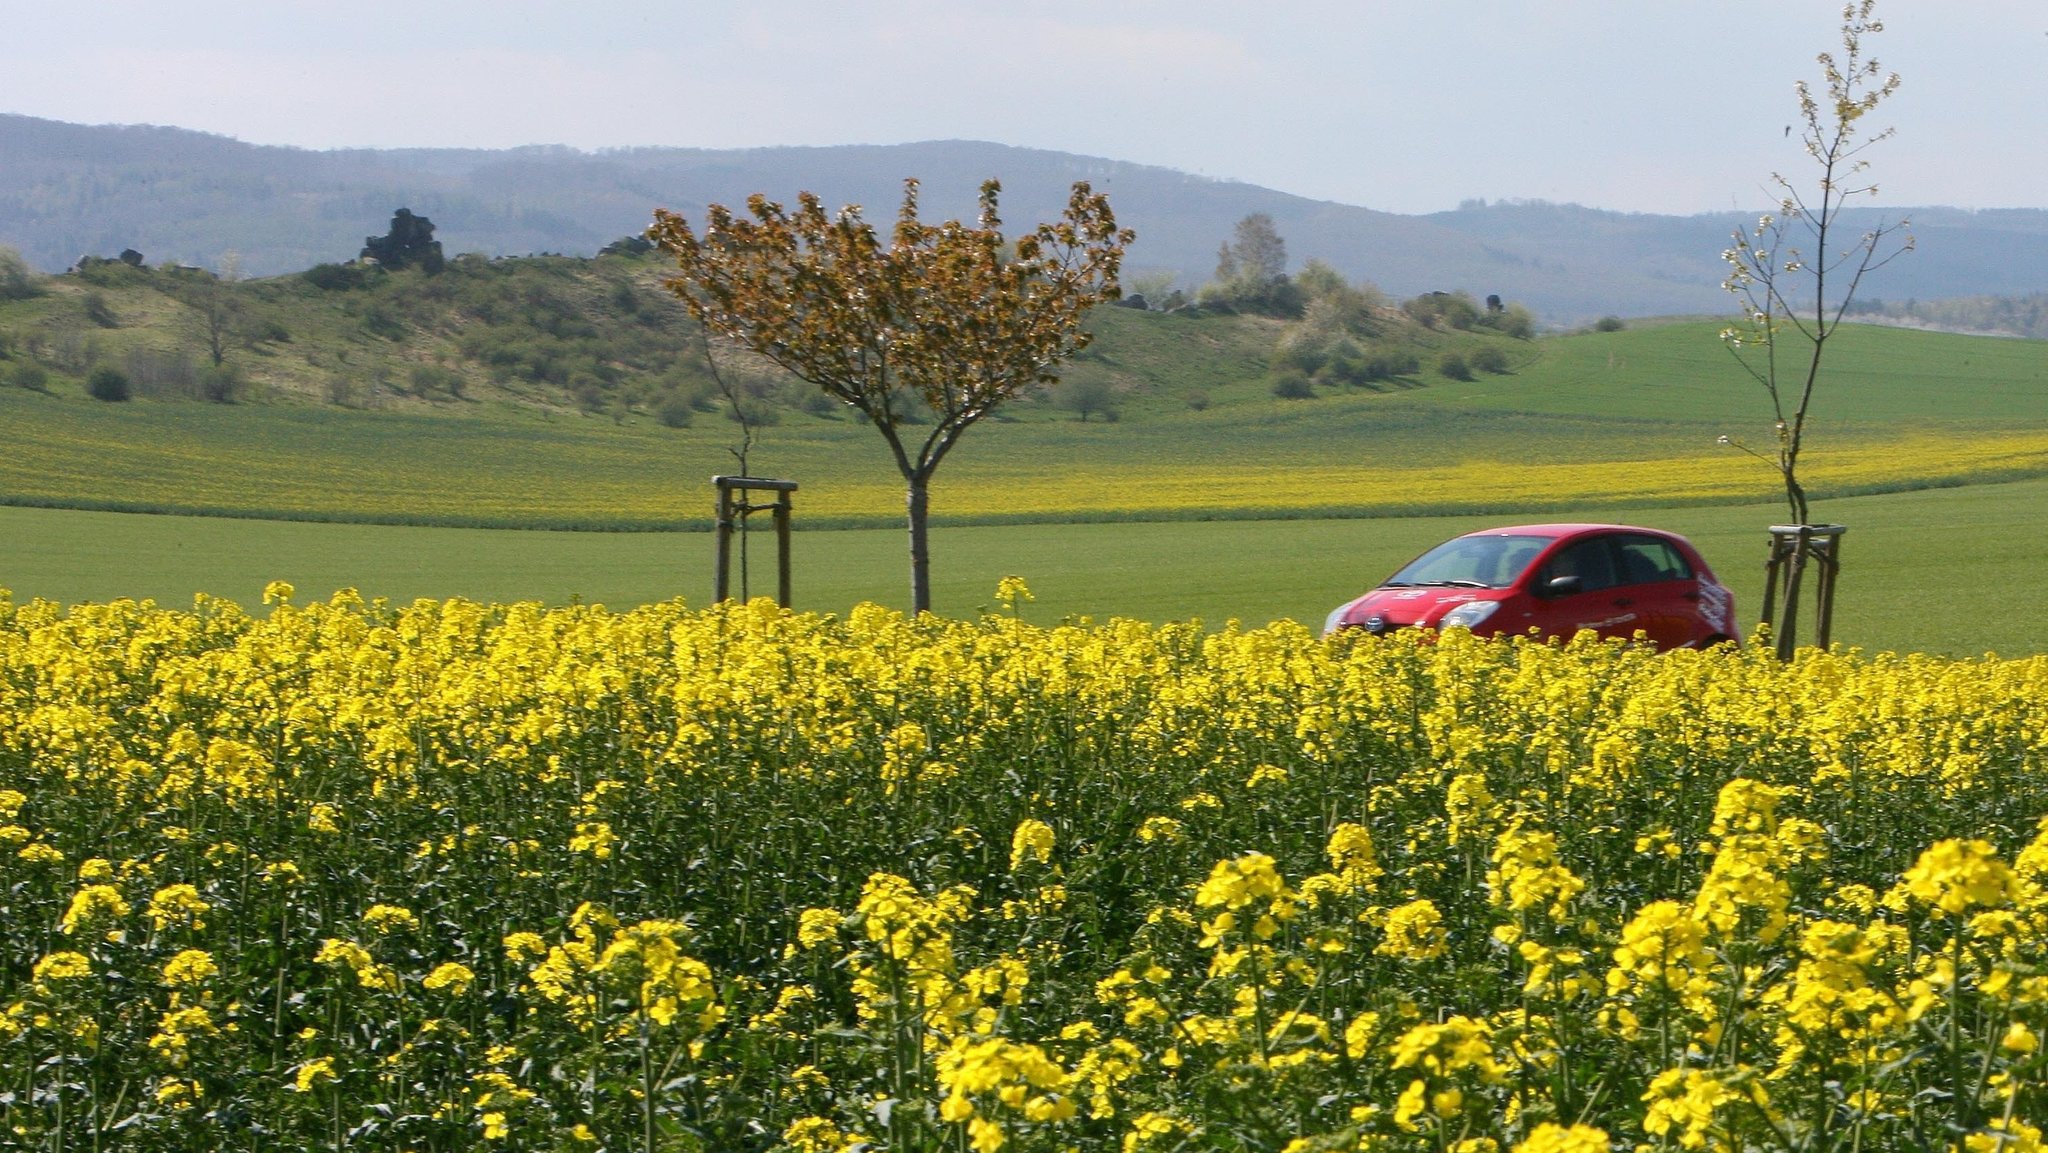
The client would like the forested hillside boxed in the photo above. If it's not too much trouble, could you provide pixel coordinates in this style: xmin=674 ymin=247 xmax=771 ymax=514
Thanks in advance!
xmin=1849 ymin=292 xmax=2048 ymax=339
xmin=9 ymin=114 xmax=2048 ymax=322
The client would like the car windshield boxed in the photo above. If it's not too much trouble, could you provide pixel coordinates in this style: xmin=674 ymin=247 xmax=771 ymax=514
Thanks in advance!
xmin=1381 ymin=534 xmax=1555 ymax=590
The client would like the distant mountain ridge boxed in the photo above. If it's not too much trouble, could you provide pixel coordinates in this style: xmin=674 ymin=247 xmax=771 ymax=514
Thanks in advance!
xmin=5 ymin=113 xmax=2048 ymax=323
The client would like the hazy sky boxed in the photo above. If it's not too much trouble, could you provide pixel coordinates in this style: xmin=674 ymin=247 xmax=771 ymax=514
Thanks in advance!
xmin=4 ymin=1 xmax=2040 ymax=215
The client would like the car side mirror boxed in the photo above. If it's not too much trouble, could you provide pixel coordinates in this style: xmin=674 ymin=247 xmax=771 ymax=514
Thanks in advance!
xmin=1543 ymin=575 xmax=1582 ymax=597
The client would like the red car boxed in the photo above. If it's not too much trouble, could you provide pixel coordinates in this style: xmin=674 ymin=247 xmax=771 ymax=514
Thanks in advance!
xmin=1322 ymin=524 xmax=1737 ymax=648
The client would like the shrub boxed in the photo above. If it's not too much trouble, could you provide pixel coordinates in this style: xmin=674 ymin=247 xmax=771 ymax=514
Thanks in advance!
xmin=74 ymin=256 xmax=148 ymax=287
xmin=1438 ymin=352 xmax=1474 ymax=381
xmin=656 ymin=393 xmax=696 ymax=428
xmin=10 ymin=362 xmax=48 ymax=392
xmin=1594 ymin=315 xmax=1626 ymax=332
xmin=1405 ymin=291 xmax=1480 ymax=330
xmin=199 ymin=363 xmax=244 ymax=404
xmin=409 ymin=364 xmax=465 ymax=399
xmin=0 ymin=245 xmax=42 ymax=300
xmin=1359 ymin=351 xmax=1420 ymax=382
xmin=87 ymin=366 xmax=132 ymax=401
xmin=248 ymin=318 xmax=292 ymax=344
xmin=1483 ymin=304 xmax=1537 ymax=340
xmin=788 ymin=387 xmax=838 ymax=418
xmin=1054 ymin=377 xmax=1119 ymax=422
xmin=358 ymin=305 xmax=407 ymax=341
xmin=1184 ymin=390 xmax=1210 ymax=412
xmin=124 ymin=346 xmax=198 ymax=398
xmin=1270 ymin=335 xmax=1327 ymax=376
xmin=1269 ymin=370 xmax=1314 ymax=399
xmin=599 ymin=235 xmax=655 ymax=258
xmin=302 ymin=262 xmax=373 ymax=292
xmin=1318 ymin=351 xmax=1377 ymax=388
xmin=82 ymin=291 xmax=119 ymax=328
xmin=726 ymin=396 xmax=783 ymax=427
xmin=1469 ymin=346 xmax=1512 ymax=374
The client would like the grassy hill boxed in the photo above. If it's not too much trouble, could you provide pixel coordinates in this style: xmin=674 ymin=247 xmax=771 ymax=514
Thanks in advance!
xmin=2 ymin=253 xmax=2047 ymax=531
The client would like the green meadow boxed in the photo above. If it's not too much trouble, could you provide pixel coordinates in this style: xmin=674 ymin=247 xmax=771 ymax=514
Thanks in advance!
xmin=7 ymin=296 xmax=2048 ymax=654
xmin=5 ymin=474 xmax=2046 ymax=657
xmin=4 ymin=318 xmax=2048 ymax=527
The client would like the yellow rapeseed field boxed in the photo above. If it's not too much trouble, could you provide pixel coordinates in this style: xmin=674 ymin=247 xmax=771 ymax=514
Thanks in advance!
xmin=6 ymin=584 xmax=2048 ymax=1151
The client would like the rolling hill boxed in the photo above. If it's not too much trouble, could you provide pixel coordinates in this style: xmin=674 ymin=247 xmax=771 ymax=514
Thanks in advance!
xmin=7 ymin=114 xmax=2048 ymax=323
xmin=3 ymin=243 xmax=2046 ymax=532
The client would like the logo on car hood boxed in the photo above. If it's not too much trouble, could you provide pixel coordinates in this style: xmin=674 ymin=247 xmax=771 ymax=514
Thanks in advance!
xmin=1355 ymin=588 xmax=1483 ymax=624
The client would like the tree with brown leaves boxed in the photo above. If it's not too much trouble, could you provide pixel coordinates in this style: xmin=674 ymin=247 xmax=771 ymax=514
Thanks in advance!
xmin=650 ymin=179 xmax=1132 ymax=614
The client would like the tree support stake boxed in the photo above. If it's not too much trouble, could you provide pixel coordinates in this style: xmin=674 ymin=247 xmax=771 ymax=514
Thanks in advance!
xmin=713 ymin=476 xmax=797 ymax=608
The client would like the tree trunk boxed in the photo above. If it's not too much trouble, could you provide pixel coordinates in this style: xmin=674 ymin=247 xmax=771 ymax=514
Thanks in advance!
xmin=906 ymin=474 xmax=932 ymax=615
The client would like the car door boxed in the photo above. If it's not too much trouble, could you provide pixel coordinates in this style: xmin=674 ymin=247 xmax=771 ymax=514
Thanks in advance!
xmin=1608 ymin=533 xmax=1704 ymax=648
xmin=1526 ymin=535 xmax=1642 ymax=641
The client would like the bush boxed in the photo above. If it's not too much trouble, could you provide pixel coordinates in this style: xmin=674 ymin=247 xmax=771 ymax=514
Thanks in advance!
xmin=571 ymin=379 xmax=608 ymax=414
xmin=124 ymin=347 xmax=197 ymax=398
xmin=723 ymin=395 xmax=783 ymax=427
xmin=248 ymin=318 xmax=292 ymax=344
xmin=199 ymin=363 xmax=244 ymax=404
xmin=1317 ymin=348 xmax=1377 ymax=388
xmin=1269 ymin=370 xmax=1314 ymax=399
xmin=82 ymin=292 xmax=119 ymax=328
xmin=788 ymin=387 xmax=838 ymax=419
xmin=1469 ymin=346 xmax=1512 ymax=374
xmin=302 ymin=262 xmax=374 ymax=292
xmin=1482 ymin=304 xmax=1536 ymax=340
xmin=10 ymin=362 xmax=48 ymax=392
xmin=656 ymin=393 xmax=696 ymax=428
xmin=1404 ymin=291 xmax=1481 ymax=331
xmin=0 ymin=245 xmax=42 ymax=300
xmin=87 ymin=366 xmax=132 ymax=401
xmin=359 ymin=305 xmax=407 ymax=341
xmin=409 ymin=364 xmax=465 ymax=399
xmin=1054 ymin=377 xmax=1119 ymax=422
xmin=1438 ymin=352 xmax=1474 ymax=382
xmin=1270 ymin=335 xmax=1327 ymax=376
xmin=1358 ymin=351 xmax=1420 ymax=382
xmin=74 ymin=256 xmax=148 ymax=288
xmin=1594 ymin=315 xmax=1626 ymax=332
xmin=1184 ymin=390 xmax=1210 ymax=412
xmin=599 ymin=235 xmax=655 ymax=258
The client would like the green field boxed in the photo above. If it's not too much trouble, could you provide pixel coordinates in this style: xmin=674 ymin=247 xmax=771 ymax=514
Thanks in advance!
xmin=6 ymin=473 xmax=2046 ymax=657
xmin=8 ymin=299 xmax=2048 ymax=654
xmin=5 ymin=317 xmax=2048 ymax=527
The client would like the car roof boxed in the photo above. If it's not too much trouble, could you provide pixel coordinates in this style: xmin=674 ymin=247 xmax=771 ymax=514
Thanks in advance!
xmin=1456 ymin=523 xmax=1678 ymax=539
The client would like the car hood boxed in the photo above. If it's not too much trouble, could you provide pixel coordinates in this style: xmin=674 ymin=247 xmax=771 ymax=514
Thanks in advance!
xmin=1335 ymin=586 xmax=1502 ymax=631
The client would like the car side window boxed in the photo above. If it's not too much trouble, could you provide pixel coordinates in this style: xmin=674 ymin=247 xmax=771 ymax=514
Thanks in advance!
xmin=1540 ymin=538 xmax=1618 ymax=592
xmin=1613 ymin=536 xmax=1693 ymax=586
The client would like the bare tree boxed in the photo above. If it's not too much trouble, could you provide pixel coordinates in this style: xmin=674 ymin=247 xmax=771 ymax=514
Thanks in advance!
xmin=1720 ymin=0 xmax=1911 ymax=527
xmin=197 ymin=252 xmax=242 ymax=369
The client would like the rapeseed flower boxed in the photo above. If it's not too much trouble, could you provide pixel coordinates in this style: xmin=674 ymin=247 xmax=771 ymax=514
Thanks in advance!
xmin=1009 ymin=818 xmax=1055 ymax=870
xmin=161 ymin=949 xmax=218 ymax=988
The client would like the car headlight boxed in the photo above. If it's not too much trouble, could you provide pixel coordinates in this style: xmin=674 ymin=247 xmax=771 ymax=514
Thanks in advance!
xmin=1322 ymin=602 xmax=1356 ymax=637
xmin=1438 ymin=600 xmax=1501 ymax=631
